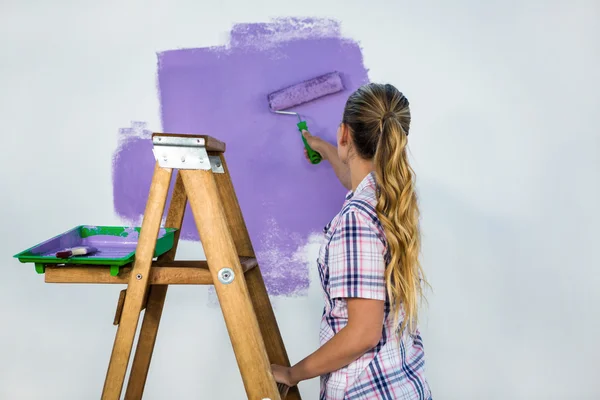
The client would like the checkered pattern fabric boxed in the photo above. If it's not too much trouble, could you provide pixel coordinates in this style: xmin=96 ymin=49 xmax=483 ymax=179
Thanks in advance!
xmin=317 ymin=172 xmax=432 ymax=400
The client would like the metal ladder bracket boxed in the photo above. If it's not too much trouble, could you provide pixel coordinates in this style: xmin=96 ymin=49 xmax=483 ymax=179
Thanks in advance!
xmin=152 ymin=135 xmax=210 ymax=170
xmin=209 ymin=156 xmax=224 ymax=174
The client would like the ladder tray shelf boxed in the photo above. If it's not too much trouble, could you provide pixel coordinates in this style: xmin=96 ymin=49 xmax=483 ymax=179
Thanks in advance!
xmin=13 ymin=225 xmax=178 ymax=275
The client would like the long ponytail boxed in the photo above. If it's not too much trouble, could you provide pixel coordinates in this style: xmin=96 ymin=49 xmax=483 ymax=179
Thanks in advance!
xmin=375 ymin=115 xmax=423 ymax=334
xmin=342 ymin=83 xmax=426 ymax=334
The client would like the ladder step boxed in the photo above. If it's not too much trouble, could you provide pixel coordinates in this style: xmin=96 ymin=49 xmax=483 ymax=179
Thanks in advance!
xmin=156 ymin=257 xmax=257 ymax=272
xmin=152 ymin=133 xmax=226 ymax=152
xmin=43 ymin=257 xmax=258 ymax=285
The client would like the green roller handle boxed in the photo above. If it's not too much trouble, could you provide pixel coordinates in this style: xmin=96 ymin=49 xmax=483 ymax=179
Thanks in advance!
xmin=297 ymin=120 xmax=322 ymax=164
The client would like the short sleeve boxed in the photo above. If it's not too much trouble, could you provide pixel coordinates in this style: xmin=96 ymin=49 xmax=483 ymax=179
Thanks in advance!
xmin=327 ymin=210 xmax=387 ymax=300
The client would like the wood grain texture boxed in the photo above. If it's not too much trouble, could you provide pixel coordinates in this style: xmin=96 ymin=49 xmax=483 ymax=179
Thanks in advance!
xmin=113 ymin=289 xmax=127 ymax=326
xmin=101 ymin=163 xmax=173 ymax=400
xmin=156 ymin=257 xmax=258 ymax=272
xmin=180 ymin=167 xmax=281 ymax=400
xmin=43 ymin=258 xmax=258 ymax=285
xmin=214 ymin=154 xmax=302 ymax=400
xmin=125 ymin=171 xmax=187 ymax=400
xmin=44 ymin=265 xmax=213 ymax=285
xmin=151 ymin=132 xmax=226 ymax=152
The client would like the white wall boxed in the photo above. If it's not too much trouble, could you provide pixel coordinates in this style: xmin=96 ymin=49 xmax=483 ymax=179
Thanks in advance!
xmin=1 ymin=1 xmax=598 ymax=399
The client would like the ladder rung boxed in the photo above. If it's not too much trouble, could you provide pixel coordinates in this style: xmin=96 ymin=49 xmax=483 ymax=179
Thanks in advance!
xmin=155 ymin=257 xmax=258 ymax=272
xmin=43 ymin=257 xmax=258 ymax=285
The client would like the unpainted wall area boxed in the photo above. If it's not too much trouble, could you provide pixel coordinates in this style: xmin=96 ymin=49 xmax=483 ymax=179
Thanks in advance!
xmin=0 ymin=1 xmax=599 ymax=399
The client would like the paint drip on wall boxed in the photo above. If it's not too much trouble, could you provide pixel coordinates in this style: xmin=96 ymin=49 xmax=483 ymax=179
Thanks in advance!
xmin=112 ymin=18 xmax=370 ymax=296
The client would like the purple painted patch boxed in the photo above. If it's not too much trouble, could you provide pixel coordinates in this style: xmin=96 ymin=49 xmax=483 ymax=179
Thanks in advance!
xmin=112 ymin=18 xmax=370 ymax=295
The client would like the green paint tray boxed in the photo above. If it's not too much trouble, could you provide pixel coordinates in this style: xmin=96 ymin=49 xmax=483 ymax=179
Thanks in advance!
xmin=13 ymin=225 xmax=178 ymax=276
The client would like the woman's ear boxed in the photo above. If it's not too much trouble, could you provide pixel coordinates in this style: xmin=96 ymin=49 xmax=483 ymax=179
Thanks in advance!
xmin=340 ymin=123 xmax=350 ymax=146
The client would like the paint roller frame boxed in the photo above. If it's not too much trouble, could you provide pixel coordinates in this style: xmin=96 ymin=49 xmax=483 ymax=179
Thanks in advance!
xmin=268 ymin=71 xmax=345 ymax=164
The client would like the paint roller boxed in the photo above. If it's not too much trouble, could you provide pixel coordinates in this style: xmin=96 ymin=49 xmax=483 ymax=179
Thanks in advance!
xmin=268 ymin=71 xmax=345 ymax=164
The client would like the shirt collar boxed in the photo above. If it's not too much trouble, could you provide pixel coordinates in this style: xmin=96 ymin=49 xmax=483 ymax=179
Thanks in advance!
xmin=345 ymin=171 xmax=376 ymax=201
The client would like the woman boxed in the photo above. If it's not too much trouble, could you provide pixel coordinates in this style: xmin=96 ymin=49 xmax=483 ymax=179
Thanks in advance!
xmin=271 ymin=83 xmax=432 ymax=399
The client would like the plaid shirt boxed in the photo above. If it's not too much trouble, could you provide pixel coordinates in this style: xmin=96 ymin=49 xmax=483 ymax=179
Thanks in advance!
xmin=317 ymin=172 xmax=432 ymax=400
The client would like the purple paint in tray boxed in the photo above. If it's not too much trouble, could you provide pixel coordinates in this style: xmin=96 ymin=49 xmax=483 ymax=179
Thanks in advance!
xmin=41 ymin=236 xmax=137 ymax=259
xmin=13 ymin=225 xmax=177 ymax=270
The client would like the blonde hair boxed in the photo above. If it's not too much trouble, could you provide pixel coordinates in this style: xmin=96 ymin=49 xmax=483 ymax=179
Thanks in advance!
xmin=342 ymin=83 xmax=427 ymax=334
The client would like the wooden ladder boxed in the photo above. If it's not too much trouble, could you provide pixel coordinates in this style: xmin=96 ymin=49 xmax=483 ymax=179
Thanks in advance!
xmin=98 ymin=132 xmax=301 ymax=400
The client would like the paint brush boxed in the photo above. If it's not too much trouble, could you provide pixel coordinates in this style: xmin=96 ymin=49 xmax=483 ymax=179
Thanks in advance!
xmin=56 ymin=246 xmax=98 ymax=259
xmin=268 ymin=71 xmax=345 ymax=164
